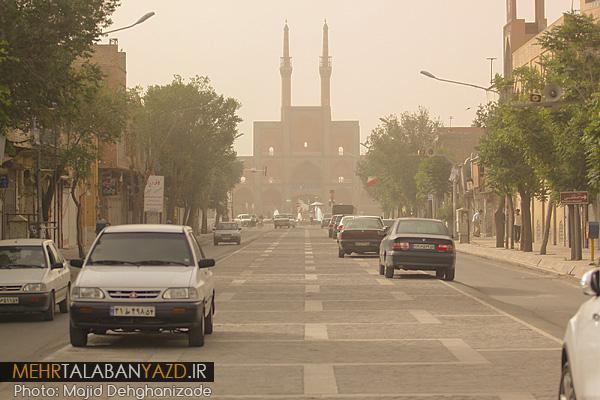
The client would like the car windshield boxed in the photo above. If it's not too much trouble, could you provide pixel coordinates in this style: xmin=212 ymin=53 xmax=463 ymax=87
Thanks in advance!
xmin=395 ymin=220 xmax=449 ymax=236
xmin=217 ymin=222 xmax=238 ymax=230
xmin=345 ymin=218 xmax=383 ymax=229
xmin=87 ymin=232 xmax=193 ymax=266
xmin=0 ymin=246 xmax=46 ymax=269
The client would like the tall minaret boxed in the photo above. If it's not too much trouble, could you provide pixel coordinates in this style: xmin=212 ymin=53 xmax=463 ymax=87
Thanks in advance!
xmin=280 ymin=21 xmax=292 ymax=114
xmin=319 ymin=20 xmax=332 ymax=109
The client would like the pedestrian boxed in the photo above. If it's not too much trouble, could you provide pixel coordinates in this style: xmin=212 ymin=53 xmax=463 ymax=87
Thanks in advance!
xmin=514 ymin=209 xmax=522 ymax=243
xmin=472 ymin=209 xmax=482 ymax=237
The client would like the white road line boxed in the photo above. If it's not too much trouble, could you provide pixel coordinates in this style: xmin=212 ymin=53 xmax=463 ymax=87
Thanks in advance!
xmin=439 ymin=280 xmax=563 ymax=344
xmin=305 ymin=260 xmax=315 ymax=265
xmin=231 ymin=279 xmax=246 ymax=286
xmin=305 ymin=300 xmax=323 ymax=312
xmin=408 ymin=310 xmax=441 ymax=324
xmin=304 ymin=324 xmax=329 ymax=340
xmin=305 ymin=266 xmax=316 ymax=272
xmin=305 ymin=274 xmax=318 ymax=281
xmin=305 ymin=285 xmax=320 ymax=293
xmin=217 ymin=292 xmax=235 ymax=302
xmin=440 ymin=338 xmax=489 ymax=364
xmin=303 ymin=364 xmax=338 ymax=395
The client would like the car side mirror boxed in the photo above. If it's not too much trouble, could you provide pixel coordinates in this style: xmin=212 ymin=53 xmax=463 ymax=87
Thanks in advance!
xmin=199 ymin=259 xmax=216 ymax=268
xmin=51 ymin=262 xmax=63 ymax=269
xmin=70 ymin=259 xmax=84 ymax=268
xmin=581 ymin=268 xmax=600 ymax=296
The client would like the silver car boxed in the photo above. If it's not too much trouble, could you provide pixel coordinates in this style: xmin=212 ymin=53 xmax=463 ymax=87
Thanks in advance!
xmin=213 ymin=222 xmax=241 ymax=245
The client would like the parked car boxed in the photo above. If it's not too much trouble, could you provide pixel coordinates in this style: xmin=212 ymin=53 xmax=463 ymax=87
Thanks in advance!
xmin=379 ymin=218 xmax=455 ymax=281
xmin=333 ymin=215 xmax=355 ymax=239
xmin=559 ymin=267 xmax=600 ymax=399
xmin=288 ymin=215 xmax=297 ymax=228
xmin=274 ymin=214 xmax=293 ymax=229
xmin=249 ymin=214 xmax=258 ymax=227
xmin=69 ymin=224 xmax=216 ymax=347
xmin=235 ymin=214 xmax=253 ymax=227
xmin=213 ymin=221 xmax=241 ymax=245
xmin=328 ymin=215 xmax=344 ymax=238
xmin=0 ymin=239 xmax=70 ymax=320
xmin=337 ymin=216 xmax=385 ymax=258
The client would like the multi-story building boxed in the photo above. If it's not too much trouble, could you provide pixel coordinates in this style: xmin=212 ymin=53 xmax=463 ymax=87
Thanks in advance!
xmin=233 ymin=22 xmax=380 ymax=217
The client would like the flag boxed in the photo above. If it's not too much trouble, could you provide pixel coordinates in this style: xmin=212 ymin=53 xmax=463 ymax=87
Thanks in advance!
xmin=367 ymin=176 xmax=378 ymax=187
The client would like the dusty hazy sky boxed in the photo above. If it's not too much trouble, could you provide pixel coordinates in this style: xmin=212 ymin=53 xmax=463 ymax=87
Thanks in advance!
xmin=106 ymin=1 xmax=576 ymax=155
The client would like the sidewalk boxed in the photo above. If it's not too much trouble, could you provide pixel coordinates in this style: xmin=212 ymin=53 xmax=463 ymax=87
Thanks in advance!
xmin=456 ymin=237 xmax=599 ymax=279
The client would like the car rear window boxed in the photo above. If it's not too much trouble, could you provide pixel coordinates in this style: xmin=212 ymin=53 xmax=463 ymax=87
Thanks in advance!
xmin=88 ymin=232 xmax=194 ymax=266
xmin=395 ymin=220 xmax=449 ymax=236
xmin=345 ymin=218 xmax=383 ymax=229
xmin=217 ymin=223 xmax=238 ymax=230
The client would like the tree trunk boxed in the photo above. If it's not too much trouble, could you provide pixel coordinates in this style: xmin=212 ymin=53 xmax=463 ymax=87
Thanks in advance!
xmin=494 ymin=195 xmax=505 ymax=248
xmin=201 ymin=207 xmax=208 ymax=234
xmin=574 ymin=205 xmax=582 ymax=260
xmin=189 ymin=205 xmax=199 ymax=233
xmin=69 ymin=179 xmax=86 ymax=259
xmin=539 ymin=198 xmax=554 ymax=255
xmin=507 ymin=195 xmax=515 ymax=249
xmin=519 ymin=190 xmax=533 ymax=252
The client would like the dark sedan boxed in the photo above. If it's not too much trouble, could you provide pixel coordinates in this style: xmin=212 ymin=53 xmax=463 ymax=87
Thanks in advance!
xmin=379 ymin=218 xmax=455 ymax=281
xmin=337 ymin=216 xmax=386 ymax=258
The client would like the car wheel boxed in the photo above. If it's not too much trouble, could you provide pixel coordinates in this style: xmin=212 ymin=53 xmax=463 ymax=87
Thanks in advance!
xmin=42 ymin=292 xmax=55 ymax=321
xmin=70 ymin=323 xmax=88 ymax=347
xmin=204 ymin=298 xmax=214 ymax=335
xmin=188 ymin=307 xmax=205 ymax=347
xmin=338 ymin=248 xmax=345 ymax=258
xmin=385 ymin=265 xmax=394 ymax=279
xmin=436 ymin=269 xmax=445 ymax=279
xmin=444 ymin=269 xmax=455 ymax=281
xmin=58 ymin=286 xmax=69 ymax=313
xmin=559 ymin=361 xmax=577 ymax=400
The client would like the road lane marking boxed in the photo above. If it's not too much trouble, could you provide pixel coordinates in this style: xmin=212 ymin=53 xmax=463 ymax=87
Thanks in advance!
xmin=439 ymin=280 xmax=563 ymax=344
xmin=305 ymin=266 xmax=316 ymax=272
xmin=305 ymin=300 xmax=323 ymax=311
xmin=376 ymin=278 xmax=394 ymax=286
xmin=305 ymin=274 xmax=317 ymax=281
xmin=217 ymin=292 xmax=235 ymax=302
xmin=408 ymin=310 xmax=441 ymax=324
xmin=303 ymin=364 xmax=338 ymax=395
xmin=231 ymin=279 xmax=246 ymax=286
xmin=304 ymin=324 xmax=329 ymax=340
xmin=305 ymin=285 xmax=320 ymax=293
xmin=440 ymin=338 xmax=489 ymax=364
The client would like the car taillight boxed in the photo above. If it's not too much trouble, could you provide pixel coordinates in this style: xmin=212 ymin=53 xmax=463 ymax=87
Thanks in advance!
xmin=437 ymin=243 xmax=454 ymax=252
xmin=393 ymin=242 xmax=410 ymax=250
xmin=338 ymin=225 xmax=343 ymax=231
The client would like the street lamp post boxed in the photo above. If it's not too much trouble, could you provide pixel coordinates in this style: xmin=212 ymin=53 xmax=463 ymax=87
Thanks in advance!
xmin=420 ymin=70 xmax=499 ymax=94
xmin=102 ymin=11 xmax=155 ymax=35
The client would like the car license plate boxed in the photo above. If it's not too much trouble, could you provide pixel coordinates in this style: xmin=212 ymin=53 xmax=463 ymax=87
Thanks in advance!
xmin=412 ymin=243 xmax=435 ymax=250
xmin=355 ymin=242 xmax=370 ymax=246
xmin=110 ymin=306 xmax=155 ymax=317
xmin=0 ymin=297 xmax=19 ymax=304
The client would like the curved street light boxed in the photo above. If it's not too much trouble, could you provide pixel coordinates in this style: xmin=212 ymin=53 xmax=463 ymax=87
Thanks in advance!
xmin=102 ymin=11 xmax=155 ymax=35
xmin=420 ymin=70 xmax=499 ymax=94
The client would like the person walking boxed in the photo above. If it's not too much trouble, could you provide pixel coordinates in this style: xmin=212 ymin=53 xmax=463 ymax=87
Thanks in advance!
xmin=472 ymin=209 xmax=482 ymax=237
xmin=514 ymin=209 xmax=522 ymax=243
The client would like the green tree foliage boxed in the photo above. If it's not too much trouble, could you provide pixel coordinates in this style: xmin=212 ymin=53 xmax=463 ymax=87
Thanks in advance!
xmin=415 ymin=156 xmax=452 ymax=200
xmin=132 ymin=76 xmax=242 ymax=232
xmin=0 ymin=0 xmax=119 ymax=133
xmin=357 ymin=108 xmax=440 ymax=215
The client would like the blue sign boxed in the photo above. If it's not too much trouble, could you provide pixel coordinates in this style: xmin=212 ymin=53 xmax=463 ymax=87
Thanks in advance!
xmin=0 ymin=175 xmax=8 ymax=189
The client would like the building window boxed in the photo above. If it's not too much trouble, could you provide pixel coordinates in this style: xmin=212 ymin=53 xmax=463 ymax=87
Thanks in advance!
xmin=338 ymin=146 xmax=344 ymax=156
xmin=338 ymin=176 xmax=344 ymax=183
xmin=268 ymin=146 xmax=274 ymax=156
xmin=304 ymin=141 xmax=308 ymax=148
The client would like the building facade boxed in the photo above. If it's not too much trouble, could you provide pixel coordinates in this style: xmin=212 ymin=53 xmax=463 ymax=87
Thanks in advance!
xmin=233 ymin=22 xmax=380 ymax=217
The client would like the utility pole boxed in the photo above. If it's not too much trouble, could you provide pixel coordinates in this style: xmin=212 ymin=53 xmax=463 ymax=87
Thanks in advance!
xmin=33 ymin=117 xmax=43 ymax=238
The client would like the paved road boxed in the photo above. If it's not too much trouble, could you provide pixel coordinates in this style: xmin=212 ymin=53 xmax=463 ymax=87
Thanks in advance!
xmin=0 ymin=226 xmax=588 ymax=399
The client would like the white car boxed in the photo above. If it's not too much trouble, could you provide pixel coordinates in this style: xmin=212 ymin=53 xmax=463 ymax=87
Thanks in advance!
xmin=235 ymin=214 xmax=252 ymax=227
xmin=0 ymin=239 xmax=70 ymax=321
xmin=560 ymin=267 xmax=600 ymax=399
xmin=69 ymin=224 xmax=216 ymax=347
xmin=213 ymin=221 xmax=241 ymax=245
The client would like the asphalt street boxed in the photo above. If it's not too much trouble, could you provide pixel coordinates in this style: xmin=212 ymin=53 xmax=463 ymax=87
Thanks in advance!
xmin=0 ymin=225 xmax=588 ymax=399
